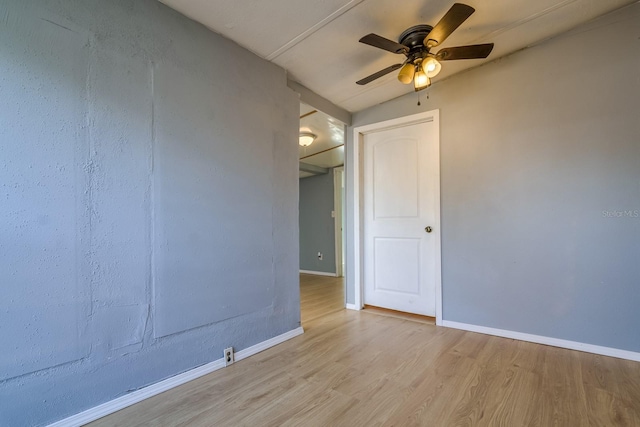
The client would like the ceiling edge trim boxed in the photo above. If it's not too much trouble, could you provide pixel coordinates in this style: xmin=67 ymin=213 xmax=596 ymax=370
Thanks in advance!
xmin=288 ymin=80 xmax=352 ymax=125
xmin=266 ymin=0 xmax=366 ymax=61
xmin=470 ymin=0 xmax=577 ymax=43
xmin=299 ymin=162 xmax=329 ymax=175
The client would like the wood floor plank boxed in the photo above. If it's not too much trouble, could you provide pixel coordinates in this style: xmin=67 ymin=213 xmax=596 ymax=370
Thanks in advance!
xmin=89 ymin=274 xmax=640 ymax=426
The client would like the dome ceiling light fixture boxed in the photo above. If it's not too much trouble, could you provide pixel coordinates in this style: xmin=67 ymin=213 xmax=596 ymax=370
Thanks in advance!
xmin=355 ymin=3 xmax=494 ymax=92
xmin=299 ymin=132 xmax=316 ymax=147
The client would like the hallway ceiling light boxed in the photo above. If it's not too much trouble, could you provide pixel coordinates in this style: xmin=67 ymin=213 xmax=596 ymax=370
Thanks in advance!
xmin=299 ymin=132 xmax=316 ymax=147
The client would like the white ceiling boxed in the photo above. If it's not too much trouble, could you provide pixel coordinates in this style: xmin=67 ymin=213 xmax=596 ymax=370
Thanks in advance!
xmin=298 ymin=103 xmax=345 ymax=178
xmin=159 ymin=0 xmax=634 ymax=113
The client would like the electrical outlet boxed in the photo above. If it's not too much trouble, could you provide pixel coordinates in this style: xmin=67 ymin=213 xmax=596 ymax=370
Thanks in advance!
xmin=317 ymin=252 xmax=323 ymax=260
xmin=224 ymin=347 xmax=234 ymax=366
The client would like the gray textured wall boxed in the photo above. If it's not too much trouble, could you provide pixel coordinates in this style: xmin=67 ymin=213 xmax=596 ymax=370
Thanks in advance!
xmin=0 ymin=0 xmax=299 ymax=425
xmin=299 ymin=172 xmax=336 ymax=274
xmin=347 ymin=3 xmax=640 ymax=352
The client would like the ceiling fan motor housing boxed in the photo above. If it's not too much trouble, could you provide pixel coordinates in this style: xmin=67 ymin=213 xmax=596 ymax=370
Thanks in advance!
xmin=398 ymin=25 xmax=434 ymax=62
xmin=399 ymin=25 xmax=433 ymax=49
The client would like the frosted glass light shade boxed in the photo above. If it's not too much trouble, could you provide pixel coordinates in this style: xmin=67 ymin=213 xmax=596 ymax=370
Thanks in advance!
xmin=299 ymin=133 xmax=316 ymax=147
xmin=422 ymin=57 xmax=442 ymax=78
xmin=397 ymin=63 xmax=415 ymax=84
xmin=413 ymin=69 xmax=430 ymax=91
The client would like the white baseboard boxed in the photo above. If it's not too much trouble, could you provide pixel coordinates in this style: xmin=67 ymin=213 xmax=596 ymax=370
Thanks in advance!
xmin=235 ymin=327 xmax=304 ymax=362
xmin=47 ymin=326 xmax=304 ymax=427
xmin=299 ymin=270 xmax=337 ymax=277
xmin=345 ymin=303 xmax=360 ymax=310
xmin=442 ymin=320 xmax=640 ymax=362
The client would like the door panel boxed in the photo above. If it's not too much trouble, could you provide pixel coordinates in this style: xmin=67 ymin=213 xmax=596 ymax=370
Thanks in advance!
xmin=373 ymin=138 xmax=419 ymax=219
xmin=364 ymin=120 xmax=438 ymax=316
xmin=374 ymin=238 xmax=421 ymax=294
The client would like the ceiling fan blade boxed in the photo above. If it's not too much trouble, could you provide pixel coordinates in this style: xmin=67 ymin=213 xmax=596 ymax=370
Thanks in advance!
xmin=359 ymin=34 xmax=409 ymax=54
xmin=356 ymin=63 xmax=403 ymax=85
xmin=436 ymin=43 xmax=494 ymax=60
xmin=424 ymin=3 xmax=475 ymax=48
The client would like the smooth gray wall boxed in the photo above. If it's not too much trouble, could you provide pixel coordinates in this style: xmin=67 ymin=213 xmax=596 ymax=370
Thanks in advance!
xmin=347 ymin=3 xmax=640 ymax=352
xmin=299 ymin=172 xmax=336 ymax=274
xmin=0 ymin=0 xmax=299 ymax=425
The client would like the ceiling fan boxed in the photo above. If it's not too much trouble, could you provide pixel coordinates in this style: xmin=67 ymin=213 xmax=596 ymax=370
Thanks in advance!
xmin=356 ymin=3 xmax=494 ymax=91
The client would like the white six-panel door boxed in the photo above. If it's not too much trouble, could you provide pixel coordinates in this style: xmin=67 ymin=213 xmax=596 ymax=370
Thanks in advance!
xmin=363 ymin=119 xmax=439 ymax=316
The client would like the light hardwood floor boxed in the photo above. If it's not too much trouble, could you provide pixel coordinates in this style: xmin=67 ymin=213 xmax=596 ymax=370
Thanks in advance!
xmin=299 ymin=273 xmax=345 ymax=325
xmin=90 ymin=274 xmax=640 ymax=426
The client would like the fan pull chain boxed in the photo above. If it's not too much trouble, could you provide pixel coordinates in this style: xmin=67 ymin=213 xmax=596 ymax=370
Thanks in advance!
xmin=417 ymin=89 xmax=431 ymax=106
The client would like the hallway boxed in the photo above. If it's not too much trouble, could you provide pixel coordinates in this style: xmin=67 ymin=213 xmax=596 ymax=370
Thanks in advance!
xmin=300 ymin=273 xmax=344 ymax=325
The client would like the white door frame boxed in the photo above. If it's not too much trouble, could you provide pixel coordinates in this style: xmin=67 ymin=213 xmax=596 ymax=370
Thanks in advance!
xmin=333 ymin=167 xmax=345 ymax=277
xmin=350 ymin=109 xmax=442 ymax=325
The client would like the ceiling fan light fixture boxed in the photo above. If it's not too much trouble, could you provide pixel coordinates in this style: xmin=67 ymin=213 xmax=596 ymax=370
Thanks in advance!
xmin=397 ymin=62 xmax=415 ymax=84
xmin=299 ymin=132 xmax=316 ymax=147
xmin=422 ymin=57 xmax=442 ymax=78
xmin=413 ymin=67 xmax=430 ymax=91
xmin=355 ymin=4 xmax=495 ymax=92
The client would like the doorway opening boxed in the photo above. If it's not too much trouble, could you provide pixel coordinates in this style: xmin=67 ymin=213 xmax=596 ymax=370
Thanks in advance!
xmin=298 ymin=102 xmax=346 ymax=326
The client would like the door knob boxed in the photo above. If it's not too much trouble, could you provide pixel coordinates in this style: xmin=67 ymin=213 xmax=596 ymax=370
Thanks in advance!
xmin=425 ymin=226 xmax=433 ymax=233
